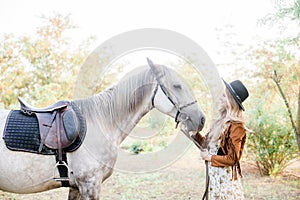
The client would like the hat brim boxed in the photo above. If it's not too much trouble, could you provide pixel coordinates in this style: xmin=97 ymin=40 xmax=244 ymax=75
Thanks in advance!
xmin=223 ymin=79 xmax=245 ymax=111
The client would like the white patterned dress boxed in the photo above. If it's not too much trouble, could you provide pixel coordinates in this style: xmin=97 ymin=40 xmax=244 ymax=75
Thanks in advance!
xmin=208 ymin=141 xmax=244 ymax=200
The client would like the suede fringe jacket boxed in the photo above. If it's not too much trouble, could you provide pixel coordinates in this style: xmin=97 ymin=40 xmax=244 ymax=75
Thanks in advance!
xmin=193 ymin=122 xmax=246 ymax=180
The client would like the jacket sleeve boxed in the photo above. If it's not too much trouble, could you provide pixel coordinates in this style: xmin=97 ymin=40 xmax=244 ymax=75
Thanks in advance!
xmin=211 ymin=124 xmax=246 ymax=167
xmin=191 ymin=132 xmax=206 ymax=148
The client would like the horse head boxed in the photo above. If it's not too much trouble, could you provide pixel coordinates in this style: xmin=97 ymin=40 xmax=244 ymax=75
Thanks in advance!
xmin=147 ymin=58 xmax=205 ymax=135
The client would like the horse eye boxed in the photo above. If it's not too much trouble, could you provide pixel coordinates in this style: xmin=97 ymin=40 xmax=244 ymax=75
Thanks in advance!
xmin=173 ymin=84 xmax=182 ymax=89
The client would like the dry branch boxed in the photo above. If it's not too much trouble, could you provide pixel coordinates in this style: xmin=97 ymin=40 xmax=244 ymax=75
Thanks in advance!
xmin=272 ymin=70 xmax=300 ymax=152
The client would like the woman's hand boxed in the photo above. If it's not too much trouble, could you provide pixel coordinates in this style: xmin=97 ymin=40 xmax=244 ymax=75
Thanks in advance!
xmin=200 ymin=149 xmax=212 ymax=161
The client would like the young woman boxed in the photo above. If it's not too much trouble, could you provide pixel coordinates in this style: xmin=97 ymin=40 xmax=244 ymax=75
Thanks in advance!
xmin=193 ymin=79 xmax=249 ymax=199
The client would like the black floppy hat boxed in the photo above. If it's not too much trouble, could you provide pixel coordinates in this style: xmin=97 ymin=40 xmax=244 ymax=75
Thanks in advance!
xmin=223 ymin=79 xmax=249 ymax=111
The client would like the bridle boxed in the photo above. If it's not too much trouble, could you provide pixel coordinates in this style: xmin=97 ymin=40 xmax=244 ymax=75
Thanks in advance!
xmin=150 ymin=67 xmax=197 ymax=128
xmin=159 ymin=83 xmax=197 ymax=127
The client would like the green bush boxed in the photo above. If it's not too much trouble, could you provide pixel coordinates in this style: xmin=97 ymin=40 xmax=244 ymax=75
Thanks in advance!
xmin=130 ymin=142 xmax=145 ymax=154
xmin=247 ymin=97 xmax=298 ymax=176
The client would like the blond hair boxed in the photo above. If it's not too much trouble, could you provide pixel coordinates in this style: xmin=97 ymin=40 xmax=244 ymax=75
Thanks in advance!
xmin=207 ymin=87 xmax=245 ymax=147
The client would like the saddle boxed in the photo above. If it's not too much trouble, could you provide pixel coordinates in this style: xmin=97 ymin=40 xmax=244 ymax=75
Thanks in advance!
xmin=18 ymin=97 xmax=80 ymax=162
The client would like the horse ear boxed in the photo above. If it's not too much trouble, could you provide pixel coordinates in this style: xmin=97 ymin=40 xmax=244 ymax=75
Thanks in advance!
xmin=147 ymin=57 xmax=156 ymax=71
xmin=147 ymin=58 xmax=162 ymax=80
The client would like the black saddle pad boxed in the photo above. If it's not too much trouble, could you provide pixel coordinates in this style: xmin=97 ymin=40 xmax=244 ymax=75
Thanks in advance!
xmin=3 ymin=102 xmax=86 ymax=155
xmin=3 ymin=110 xmax=55 ymax=154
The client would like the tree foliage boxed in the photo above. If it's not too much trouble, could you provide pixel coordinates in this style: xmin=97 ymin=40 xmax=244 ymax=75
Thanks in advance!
xmin=246 ymin=0 xmax=300 ymax=175
xmin=247 ymin=96 xmax=298 ymax=175
xmin=262 ymin=0 xmax=300 ymax=24
xmin=0 ymin=14 xmax=93 ymax=109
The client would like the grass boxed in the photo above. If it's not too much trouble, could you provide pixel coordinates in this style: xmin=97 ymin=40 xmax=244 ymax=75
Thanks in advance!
xmin=0 ymin=147 xmax=299 ymax=199
xmin=243 ymin=175 xmax=300 ymax=199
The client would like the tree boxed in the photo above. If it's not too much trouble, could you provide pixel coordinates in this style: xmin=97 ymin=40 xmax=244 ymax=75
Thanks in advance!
xmin=246 ymin=40 xmax=299 ymax=175
xmin=245 ymin=0 xmax=300 ymax=175
xmin=263 ymin=0 xmax=300 ymax=151
xmin=0 ymin=14 xmax=94 ymax=109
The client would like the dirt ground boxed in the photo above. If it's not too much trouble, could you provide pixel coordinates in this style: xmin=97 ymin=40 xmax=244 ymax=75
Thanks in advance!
xmin=1 ymin=146 xmax=299 ymax=200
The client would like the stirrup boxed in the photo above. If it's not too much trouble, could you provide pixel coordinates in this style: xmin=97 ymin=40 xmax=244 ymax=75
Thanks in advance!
xmin=53 ymin=161 xmax=70 ymax=182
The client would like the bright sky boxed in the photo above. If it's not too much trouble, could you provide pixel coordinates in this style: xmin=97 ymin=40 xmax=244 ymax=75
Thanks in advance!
xmin=0 ymin=0 xmax=276 ymax=77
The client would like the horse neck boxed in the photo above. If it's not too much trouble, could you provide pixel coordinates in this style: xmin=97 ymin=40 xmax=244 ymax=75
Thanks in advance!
xmin=111 ymin=73 xmax=157 ymax=143
xmin=74 ymin=70 xmax=156 ymax=145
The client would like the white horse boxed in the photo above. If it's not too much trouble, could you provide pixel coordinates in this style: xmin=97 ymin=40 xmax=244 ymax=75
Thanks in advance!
xmin=0 ymin=59 xmax=205 ymax=199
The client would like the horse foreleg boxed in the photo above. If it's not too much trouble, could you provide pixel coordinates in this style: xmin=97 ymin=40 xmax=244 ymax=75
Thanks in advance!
xmin=76 ymin=176 xmax=102 ymax=200
xmin=68 ymin=187 xmax=81 ymax=200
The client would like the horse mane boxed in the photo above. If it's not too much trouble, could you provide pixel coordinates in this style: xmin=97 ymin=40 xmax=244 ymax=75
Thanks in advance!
xmin=73 ymin=66 xmax=160 ymax=129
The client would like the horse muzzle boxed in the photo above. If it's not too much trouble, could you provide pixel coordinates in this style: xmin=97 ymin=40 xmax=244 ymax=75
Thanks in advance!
xmin=177 ymin=111 xmax=205 ymax=134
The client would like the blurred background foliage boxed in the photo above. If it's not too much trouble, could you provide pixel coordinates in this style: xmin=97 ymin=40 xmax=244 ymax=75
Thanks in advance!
xmin=0 ymin=0 xmax=299 ymax=176
xmin=0 ymin=14 xmax=94 ymax=108
xmin=244 ymin=0 xmax=300 ymax=175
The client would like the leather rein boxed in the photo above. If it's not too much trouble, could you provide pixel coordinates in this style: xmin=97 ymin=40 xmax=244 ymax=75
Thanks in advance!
xmin=148 ymin=60 xmax=208 ymax=199
xmin=151 ymin=82 xmax=209 ymax=200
